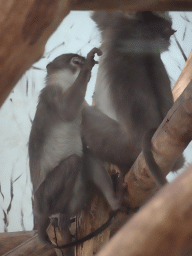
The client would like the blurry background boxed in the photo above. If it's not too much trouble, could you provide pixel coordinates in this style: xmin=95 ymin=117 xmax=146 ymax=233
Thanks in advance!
xmin=0 ymin=11 xmax=191 ymax=233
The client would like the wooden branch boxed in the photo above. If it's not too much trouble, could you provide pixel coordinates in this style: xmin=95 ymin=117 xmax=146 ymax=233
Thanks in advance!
xmin=76 ymin=195 xmax=111 ymax=256
xmin=96 ymin=164 xmax=192 ymax=256
xmin=0 ymin=0 xmax=71 ymax=107
xmin=0 ymin=231 xmax=36 ymax=255
xmin=172 ymin=50 xmax=192 ymax=101
xmin=1 ymin=231 xmax=56 ymax=256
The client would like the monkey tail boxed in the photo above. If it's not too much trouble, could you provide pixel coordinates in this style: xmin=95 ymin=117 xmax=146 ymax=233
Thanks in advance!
xmin=142 ymin=128 xmax=167 ymax=187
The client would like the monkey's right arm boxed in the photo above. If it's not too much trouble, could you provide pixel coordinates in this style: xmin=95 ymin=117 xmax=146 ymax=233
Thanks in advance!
xmin=62 ymin=47 xmax=102 ymax=121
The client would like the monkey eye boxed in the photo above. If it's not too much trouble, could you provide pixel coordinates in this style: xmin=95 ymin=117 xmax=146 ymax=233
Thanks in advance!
xmin=71 ymin=57 xmax=82 ymax=66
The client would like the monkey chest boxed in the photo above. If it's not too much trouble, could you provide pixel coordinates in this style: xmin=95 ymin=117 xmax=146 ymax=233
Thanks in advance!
xmin=41 ymin=121 xmax=83 ymax=173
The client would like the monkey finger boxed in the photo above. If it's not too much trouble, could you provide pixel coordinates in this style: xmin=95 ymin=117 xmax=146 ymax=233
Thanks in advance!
xmin=96 ymin=48 xmax=102 ymax=56
xmin=87 ymin=47 xmax=101 ymax=60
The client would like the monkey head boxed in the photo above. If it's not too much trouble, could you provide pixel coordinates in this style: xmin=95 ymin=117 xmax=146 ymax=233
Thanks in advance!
xmin=92 ymin=11 xmax=176 ymax=54
xmin=46 ymin=54 xmax=86 ymax=89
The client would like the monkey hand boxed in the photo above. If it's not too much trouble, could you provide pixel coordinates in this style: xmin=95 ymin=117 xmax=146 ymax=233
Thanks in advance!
xmin=85 ymin=47 xmax=102 ymax=69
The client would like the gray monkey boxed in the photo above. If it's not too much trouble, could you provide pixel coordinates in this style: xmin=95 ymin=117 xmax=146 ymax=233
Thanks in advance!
xmin=82 ymin=12 xmax=184 ymax=186
xmin=29 ymin=48 xmax=122 ymax=247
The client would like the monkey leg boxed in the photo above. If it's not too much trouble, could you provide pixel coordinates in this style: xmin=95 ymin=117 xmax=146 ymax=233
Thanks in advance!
xmin=83 ymin=150 xmax=124 ymax=211
xmin=34 ymin=154 xmax=82 ymax=243
xmin=82 ymin=105 xmax=140 ymax=174
xmin=36 ymin=154 xmax=82 ymax=215
xmin=36 ymin=214 xmax=51 ymax=243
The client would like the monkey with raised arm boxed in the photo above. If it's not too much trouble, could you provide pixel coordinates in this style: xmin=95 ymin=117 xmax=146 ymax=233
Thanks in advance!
xmin=29 ymin=48 xmax=122 ymax=248
xmin=82 ymin=12 xmax=184 ymax=186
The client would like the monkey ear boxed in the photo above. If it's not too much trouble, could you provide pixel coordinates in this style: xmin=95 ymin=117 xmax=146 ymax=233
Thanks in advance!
xmin=71 ymin=57 xmax=85 ymax=67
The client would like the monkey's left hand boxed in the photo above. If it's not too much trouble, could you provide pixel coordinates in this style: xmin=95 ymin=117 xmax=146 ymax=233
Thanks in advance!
xmin=85 ymin=47 xmax=102 ymax=69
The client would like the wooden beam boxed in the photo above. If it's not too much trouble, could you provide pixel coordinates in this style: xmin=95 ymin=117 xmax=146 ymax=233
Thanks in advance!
xmin=0 ymin=231 xmax=36 ymax=255
xmin=1 ymin=231 xmax=56 ymax=256
xmin=70 ymin=0 xmax=192 ymax=11
xmin=0 ymin=0 xmax=71 ymax=107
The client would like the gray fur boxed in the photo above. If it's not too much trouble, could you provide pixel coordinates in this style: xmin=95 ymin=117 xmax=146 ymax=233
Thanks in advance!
xmin=82 ymin=12 xmax=184 ymax=178
xmin=29 ymin=48 xmax=122 ymax=247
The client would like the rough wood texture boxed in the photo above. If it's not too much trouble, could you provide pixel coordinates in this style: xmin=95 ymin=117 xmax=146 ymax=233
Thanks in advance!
xmin=0 ymin=0 xmax=70 ymax=107
xmin=0 ymin=231 xmax=36 ymax=255
xmin=97 ymin=164 xmax=192 ymax=256
xmin=76 ymin=195 xmax=111 ymax=256
xmin=47 ymin=219 xmax=75 ymax=256
xmin=1 ymin=232 xmax=56 ymax=256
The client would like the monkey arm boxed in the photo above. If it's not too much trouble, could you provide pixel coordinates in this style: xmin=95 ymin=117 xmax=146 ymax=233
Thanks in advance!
xmin=61 ymin=47 xmax=102 ymax=121
xmin=41 ymin=48 xmax=101 ymax=122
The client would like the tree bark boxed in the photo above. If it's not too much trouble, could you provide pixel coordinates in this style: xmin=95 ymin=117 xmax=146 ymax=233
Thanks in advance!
xmin=76 ymin=195 xmax=111 ymax=256
xmin=96 ymin=164 xmax=192 ymax=256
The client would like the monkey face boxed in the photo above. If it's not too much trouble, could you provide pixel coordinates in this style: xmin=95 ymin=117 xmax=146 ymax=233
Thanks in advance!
xmin=70 ymin=56 xmax=86 ymax=75
xmin=46 ymin=54 xmax=86 ymax=75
